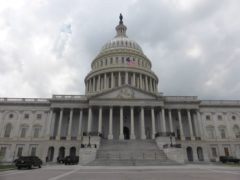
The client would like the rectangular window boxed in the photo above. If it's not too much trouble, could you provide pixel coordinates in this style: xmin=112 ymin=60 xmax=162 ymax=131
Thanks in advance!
xmin=33 ymin=128 xmax=40 ymax=138
xmin=206 ymin=115 xmax=211 ymax=120
xmin=211 ymin=147 xmax=217 ymax=157
xmin=207 ymin=128 xmax=215 ymax=139
xmin=20 ymin=128 xmax=27 ymax=138
xmin=17 ymin=147 xmax=23 ymax=157
xmin=31 ymin=147 xmax=36 ymax=156
xmin=24 ymin=114 xmax=29 ymax=119
xmin=220 ymin=129 xmax=226 ymax=139
xmin=9 ymin=114 xmax=14 ymax=119
xmin=0 ymin=147 xmax=6 ymax=158
xmin=36 ymin=114 xmax=42 ymax=119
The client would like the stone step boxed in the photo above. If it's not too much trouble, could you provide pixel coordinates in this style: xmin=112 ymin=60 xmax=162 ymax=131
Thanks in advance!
xmin=87 ymin=159 xmax=175 ymax=166
xmin=99 ymin=139 xmax=160 ymax=151
xmin=86 ymin=139 xmax=172 ymax=166
xmin=96 ymin=151 xmax=167 ymax=160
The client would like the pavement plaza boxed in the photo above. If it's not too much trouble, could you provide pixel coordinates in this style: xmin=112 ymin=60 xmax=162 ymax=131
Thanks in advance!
xmin=0 ymin=164 xmax=239 ymax=180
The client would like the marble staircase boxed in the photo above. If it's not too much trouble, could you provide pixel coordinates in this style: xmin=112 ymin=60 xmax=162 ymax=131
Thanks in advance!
xmin=87 ymin=139 xmax=176 ymax=166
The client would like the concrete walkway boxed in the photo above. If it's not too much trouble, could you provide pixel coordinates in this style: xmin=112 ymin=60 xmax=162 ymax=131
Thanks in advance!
xmin=0 ymin=164 xmax=239 ymax=180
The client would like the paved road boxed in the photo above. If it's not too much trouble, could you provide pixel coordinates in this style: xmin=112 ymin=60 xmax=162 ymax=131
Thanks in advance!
xmin=0 ymin=164 xmax=239 ymax=180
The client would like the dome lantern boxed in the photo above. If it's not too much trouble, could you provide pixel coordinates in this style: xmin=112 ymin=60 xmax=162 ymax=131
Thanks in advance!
xmin=115 ymin=13 xmax=127 ymax=38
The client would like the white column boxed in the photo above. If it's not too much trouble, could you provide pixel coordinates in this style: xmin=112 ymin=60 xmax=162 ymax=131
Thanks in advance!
xmin=149 ymin=78 xmax=153 ymax=92
xmin=224 ymin=112 xmax=234 ymax=139
xmin=45 ymin=109 xmax=53 ymax=139
xmin=161 ymin=108 xmax=166 ymax=133
xmin=196 ymin=111 xmax=203 ymax=140
xmin=57 ymin=108 xmax=63 ymax=140
xmin=104 ymin=73 xmax=107 ymax=89
xmin=77 ymin=109 xmax=83 ymax=140
xmin=93 ymin=77 xmax=96 ymax=92
xmin=87 ymin=107 xmax=92 ymax=133
xmin=168 ymin=109 xmax=173 ymax=132
xmin=130 ymin=107 xmax=135 ymax=139
xmin=119 ymin=107 xmax=124 ymax=140
xmin=97 ymin=75 xmax=100 ymax=91
xmin=89 ymin=78 xmax=92 ymax=92
xmin=125 ymin=72 xmax=128 ymax=84
xmin=140 ymin=107 xmax=146 ymax=139
xmin=140 ymin=74 xmax=143 ymax=89
xmin=152 ymin=79 xmax=155 ymax=92
xmin=111 ymin=72 xmax=114 ymax=88
xmin=98 ymin=107 xmax=102 ymax=134
xmin=67 ymin=108 xmax=73 ymax=140
xmin=151 ymin=107 xmax=156 ymax=139
xmin=0 ymin=111 xmax=4 ymax=137
xmin=145 ymin=76 xmax=149 ymax=91
xmin=187 ymin=110 xmax=194 ymax=140
xmin=118 ymin=72 xmax=121 ymax=86
xmin=132 ymin=73 xmax=136 ymax=87
xmin=108 ymin=107 xmax=113 ymax=139
xmin=13 ymin=111 xmax=23 ymax=139
xmin=178 ymin=109 xmax=185 ymax=140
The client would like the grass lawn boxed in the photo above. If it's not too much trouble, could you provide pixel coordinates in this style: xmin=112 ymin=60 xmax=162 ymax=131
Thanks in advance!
xmin=0 ymin=164 xmax=16 ymax=171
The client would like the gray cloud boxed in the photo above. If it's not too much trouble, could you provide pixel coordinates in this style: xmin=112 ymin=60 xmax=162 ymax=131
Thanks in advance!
xmin=0 ymin=0 xmax=240 ymax=100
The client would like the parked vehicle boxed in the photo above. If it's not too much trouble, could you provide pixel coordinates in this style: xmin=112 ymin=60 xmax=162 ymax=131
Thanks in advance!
xmin=14 ymin=156 xmax=42 ymax=169
xmin=64 ymin=156 xmax=79 ymax=165
xmin=219 ymin=156 xmax=240 ymax=163
xmin=57 ymin=156 xmax=65 ymax=164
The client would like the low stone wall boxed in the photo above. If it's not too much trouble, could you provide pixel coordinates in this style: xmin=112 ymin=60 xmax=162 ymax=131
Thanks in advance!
xmin=79 ymin=148 xmax=97 ymax=165
xmin=155 ymin=136 xmax=176 ymax=149
xmin=163 ymin=148 xmax=185 ymax=164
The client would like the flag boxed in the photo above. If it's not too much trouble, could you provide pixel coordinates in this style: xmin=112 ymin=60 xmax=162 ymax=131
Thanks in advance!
xmin=126 ymin=57 xmax=136 ymax=66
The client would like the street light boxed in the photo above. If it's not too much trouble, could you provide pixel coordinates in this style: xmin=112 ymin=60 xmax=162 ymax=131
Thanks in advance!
xmin=87 ymin=135 xmax=91 ymax=147
xmin=170 ymin=134 xmax=173 ymax=147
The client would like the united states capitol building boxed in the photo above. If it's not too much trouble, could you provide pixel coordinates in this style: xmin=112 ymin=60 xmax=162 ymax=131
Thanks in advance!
xmin=0 ymin=15 xmax=240 ymax=165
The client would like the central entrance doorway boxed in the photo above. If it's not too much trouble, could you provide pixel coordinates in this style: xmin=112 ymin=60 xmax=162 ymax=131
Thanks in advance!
xmin=123 ymin=126 xmax=130 ymax=140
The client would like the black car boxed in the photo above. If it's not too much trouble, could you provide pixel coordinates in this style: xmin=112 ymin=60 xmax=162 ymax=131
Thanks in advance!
xmin=64 ymin=156 xmax=79 ymax=165
xmin=219 ymin=156 xmax=240 ymax=163
xmin=15 ymin=156 xmax=43 ymax=169
xmin=57 ymin=156 xmax=65 ymax=164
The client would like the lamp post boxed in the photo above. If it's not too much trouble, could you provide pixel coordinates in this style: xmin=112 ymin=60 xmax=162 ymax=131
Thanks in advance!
xmin=170 ymin=134 xmax=173 ymax=147
xmin=87 ymin=135 xmax=91 ymax=148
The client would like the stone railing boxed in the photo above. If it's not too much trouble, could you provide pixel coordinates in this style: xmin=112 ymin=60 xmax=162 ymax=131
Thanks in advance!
xmin=52 ymin=95 xmax=87 ymax=100
xmin=201 ymin=100 xmax=240 ymax=106
xmin=0 ymin=98 xmax=49 ymax=103
xmin=165 ymin=96 xmax=198 ymax=102
xmin=82 ymin=132 xmax=101 ymax=137
xmin=155 ymin=132 xmax=175 ymax=137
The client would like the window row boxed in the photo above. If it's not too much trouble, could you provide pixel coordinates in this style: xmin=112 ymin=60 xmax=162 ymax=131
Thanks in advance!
xmin=3 ymin=123 xmax=42 ymax=138
xmin=206 ymin=124 xmax=240 ymax=139
xmin=92 ymin=56 xmax=151 ymax=69
xmin=7 ymin=113 xmax=43 ymax=120
xmin=205 ymin=114 xmax=238 ymax=121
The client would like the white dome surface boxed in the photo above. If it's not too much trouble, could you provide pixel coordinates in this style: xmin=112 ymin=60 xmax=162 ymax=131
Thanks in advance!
xmin=100 ymin=37 xmax=143 ymax=53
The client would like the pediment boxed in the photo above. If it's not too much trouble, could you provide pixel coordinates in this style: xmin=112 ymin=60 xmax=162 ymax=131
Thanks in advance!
xmin=92 ymin=86 xmax=157 ymax=100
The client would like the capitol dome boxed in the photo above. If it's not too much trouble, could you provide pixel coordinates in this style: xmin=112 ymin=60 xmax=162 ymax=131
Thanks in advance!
xmin=85 ymin=14 xmax=159 ymax=95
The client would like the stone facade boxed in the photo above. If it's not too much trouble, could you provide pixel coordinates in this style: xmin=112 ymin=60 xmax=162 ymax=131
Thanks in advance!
xmin=0 ymin=17 xmax=240 ymax=164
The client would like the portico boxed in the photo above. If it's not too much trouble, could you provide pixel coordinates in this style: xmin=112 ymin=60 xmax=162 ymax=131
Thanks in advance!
xmin=48 ymin=91 xmax=202 ymax=142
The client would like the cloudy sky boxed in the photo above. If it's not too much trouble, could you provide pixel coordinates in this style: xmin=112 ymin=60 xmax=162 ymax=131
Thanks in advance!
xmin=0 ymin=0 xmax=240 ymax=100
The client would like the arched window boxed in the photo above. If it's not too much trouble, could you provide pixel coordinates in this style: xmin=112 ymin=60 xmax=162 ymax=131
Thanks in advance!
xmin=4 ymin=123 xmax=12 ymax=137
xmin=20 ymin=124 xmax=29 ymax=138
xmin=186 ymin=147 xmax=193 ymax=161
xmin=218 ymin=125 xmax=227 ymax=139
xmin=197 ymin=147 xmax=204 ymax=161
xmin=206 ymin=125 xmax=215 ymax=139
xmin=33 ymin=125 xmax=42 ymax=138
xmin=233 ymin=125 xmax=240 ymax=138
